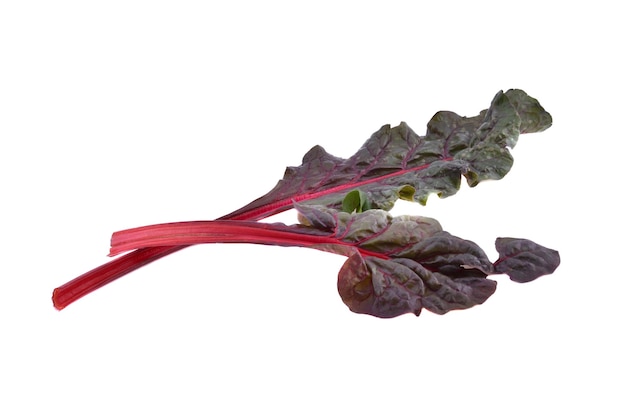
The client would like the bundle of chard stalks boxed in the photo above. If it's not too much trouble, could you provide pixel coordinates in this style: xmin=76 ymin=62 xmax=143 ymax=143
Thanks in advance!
xmin=53 ymin=89 xmax=560 ymax=318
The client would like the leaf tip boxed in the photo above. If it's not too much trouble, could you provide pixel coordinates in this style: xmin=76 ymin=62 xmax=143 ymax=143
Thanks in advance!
xmin=494 ymin=237 xmax=560 ymax=283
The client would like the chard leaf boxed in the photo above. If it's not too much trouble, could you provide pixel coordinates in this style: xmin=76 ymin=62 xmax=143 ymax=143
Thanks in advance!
xmin=224 ymin=89 xmax=552 ymax=219
xmin=421 ymin=274 xmax=497 ymax=316
xmin=337 ymin=253 xmax=498 ymax=318
xmin=494 ymin=237 xmax=561 ymax=283
xmin=337 ymin=254 xmax=428 ymax=318
xmin=294 ymin=205 xmax=532 ymax=317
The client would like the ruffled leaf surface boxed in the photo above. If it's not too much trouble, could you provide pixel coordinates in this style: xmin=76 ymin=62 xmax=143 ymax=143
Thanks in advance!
xmin=494 ymin=237 xmax=561 ymax=283
xmin=295 ymin=205 xmax=556 ymax=318
xmin=224 ymin=89 xmax=552 ymax=219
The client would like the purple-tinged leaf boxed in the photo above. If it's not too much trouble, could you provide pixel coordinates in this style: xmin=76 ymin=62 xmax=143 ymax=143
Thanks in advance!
xmin=421 ymin=273 xmax=497 ymax=315
xmin=223 ymin=89 xmax=552 ymax=220
xmin=295 ymin=204 xmax=442 ymax=252
xmin=295 ymin=205 xmax=510 ymax=317
xmin=337 ymin=254 xmax=427 ymax=318
xmin=337 ymin=253 xmax=498 ymax=318
xmin=494 ymin=237 xmax=561 ymax=283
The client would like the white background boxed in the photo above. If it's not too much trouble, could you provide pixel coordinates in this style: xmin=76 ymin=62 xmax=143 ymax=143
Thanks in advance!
xmin=1 ymin=1 xmax=624 ymax=412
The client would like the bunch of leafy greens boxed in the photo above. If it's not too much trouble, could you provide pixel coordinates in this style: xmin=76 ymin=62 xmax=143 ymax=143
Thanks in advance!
xmin=53 ymin=89 xmax=560 ymax=318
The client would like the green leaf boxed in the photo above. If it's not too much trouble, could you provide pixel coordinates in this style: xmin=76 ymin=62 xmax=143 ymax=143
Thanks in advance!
xmin=341 ymin=190 xmax=371 ymax=213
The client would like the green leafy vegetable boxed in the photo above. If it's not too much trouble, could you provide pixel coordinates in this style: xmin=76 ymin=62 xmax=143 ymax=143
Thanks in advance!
xmin=52 ymin=89 xmax=560 ymax=317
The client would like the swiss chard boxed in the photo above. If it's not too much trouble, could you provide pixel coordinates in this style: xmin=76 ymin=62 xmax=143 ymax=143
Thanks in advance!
xmin=107 ymin=205 xmax=558 ymax=317
xmin=53 ymin=89 xmax=560 ymax=317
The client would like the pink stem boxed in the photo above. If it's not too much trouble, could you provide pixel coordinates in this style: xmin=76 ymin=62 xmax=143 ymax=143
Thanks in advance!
xmin=52 ymin=157 xmax=453 ymax=310
xmin=52 ymin=245 xmax=187 ymax=310
xmin=108 ymin=220 xmax=388 ymax=260
xmin=52 ymin=211 xmax=256 ymax=310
